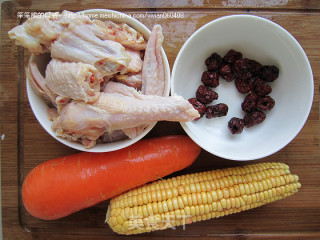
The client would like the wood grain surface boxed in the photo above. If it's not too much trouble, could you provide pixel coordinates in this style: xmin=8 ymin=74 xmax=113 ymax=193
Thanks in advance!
xmin=1 ymin=1 xmax=319 ymax=239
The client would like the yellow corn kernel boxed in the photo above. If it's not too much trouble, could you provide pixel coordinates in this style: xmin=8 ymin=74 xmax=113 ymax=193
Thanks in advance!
xmin=200 ymin=181 xmax=207 ymax=192
xmin=178 ymin=185 xmax=185 ymax=195
xmin=181 ymin=194 xmax=188 ymax=206
xmin=109 ymin=216 xmax=117 ymax=227
xmin=121 ymin=220 xmax=130 ymax=233
xmin=172 ymin=197 xmax=179 ymax=210
xmin=194 ymin=205 xmax=200 ymax=216
xmin=161 ymin=189 xmax=167 ymax=201
xmin=152 ymin=202 xmax=158 ymax=215
xmin=225 ymin=198 xmax=231 ymax=209
xmin=114 ymin=208 xmax=121 ymax=217
xmin=190 ymin=206 xmax=196 ymax=216
xmin=132 ymin=195 xmax=138 ymax=206
xmin=157 ymin=201 xmax=163 ymax=214
xmin=212 ymin=202 xmax=217 ymax=211
xmin=187 ymin=194 xmax=193 ymax=206
xmin=162 ymin=201 xmax=168 ymax=213
xmin=184 ymin=206 xmax=191 ymax=216
xmin=166 ymin=189 xmax=173 ymax=199
xmin=177 ymin=196 xmax=185 ymax=209
xmin=172 ymin=187 xmax=179 ymax=197
xmin=191 ymin=193 xmax=197 ymax=205
xmin=167 ymin=199 xmax=173 ymax=211
xmin=117 ymin=215 xmax=125 ymax=225
xmin=223 ymin=188 xmax=230 ymax=199
xmin=146 ymin=203 xmax=153 ymax=216
xmin=217 ymin=189 xmax=224 ymax=200
xmin=196 ymin=193 xmax=203 ymax=205
xmin=220 ymin=199 xmax=227 ymax=209
xmin=120 ymin=208 xmax=126 ymax=221
xmin=190 ymin=183 xmax=196 ymax=193
xmin=137 ymin=206 xmax=143 ymax=218
xmin=124 ymin=207 xmax=130 ymax=220
xmin=132 ymin=206 xmax=138 ymax=218
xmin=185 ymin=185 xmax=191 ymax=194
xmin=201 ymin=214 xmax=207 ymax=221
xmin=175 ymin=209 xmax=181 ymax=219
xmin=114 ymin=200 xmax=120 ymax=209
xmin=199 ymin=204 xmax=205 ymax=215
xmin=156 ymin=190 xmax=162 ymax=202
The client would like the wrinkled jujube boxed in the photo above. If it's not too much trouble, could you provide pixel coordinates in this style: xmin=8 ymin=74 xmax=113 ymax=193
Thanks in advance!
xmin=205 ymin=53 xmax=223 ymax=71
xmin=206 ymin=103 xmax=229 ymax=119
xmin=244 ymin=110 xmax=266 ymax=128
xmin=188 ymin=98 xmax=206 ymax=120
xmin=233 ymin=59 xmax=252 ymax=80
xmin=245 ymin=58 xmax=262 ymax=77
xmin=201 ymin=71 xmax=220 ymax=88
xmin=252 ymin=78 xmax=272 ymax=96
xmin=260 ymin=65 xmax=279 ymax=82
xmin=196 ymin=85 xmax=218 ymax=104
xmin=228 ymin=117 xmax=245 ymax=134
xmin=223 ymin=49 xmax=243 ymax=64
xmin=219 ymin=64 xmax=235 ymax=82
xmin=235 ymin=77 xmax=253 ymax=94
xmin=257 ymin=96 xmax=275 ymax=111
xmin=241 ymin=93 xmax=259 ymax=113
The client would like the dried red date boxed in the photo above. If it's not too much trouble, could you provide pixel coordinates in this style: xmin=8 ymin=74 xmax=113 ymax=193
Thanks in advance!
xmin=196 ymin=85 xmax=218 ymax=104
xmin=235 ymin=77 xmax=253 ymax=94
xmin=233 ymin=59 xmax=252 ymax=80
xmin=206 ymin=103 xmax=229 ymax=119
xmin=188 ymin=98 xmax=206 ymax=120
xmin=241 ymin=93 xmax=259 ymax=113
xmin=260 ymin=65 xmax=279 ymax=82
xmin=246 ymin=58 xmax=262 ymax=77
xmin=201 ymin=71 xmax=220 ymax=88
xmin=205 ymin=53 xmax=223 ymax=71
xmin=228 ymin=117 xmax=245 ymax=134
xmin=253 ymin=78 xmax=272 ymax=96
xmin=257 ymin=96 xmax=275 ymax=111
xmin=219 ymin=64 xmax=235 ymax=82
xmin=244 ymin=110 xmax=266 ymax=128
xmin=223 ymin=49 xmax=243 ymax=64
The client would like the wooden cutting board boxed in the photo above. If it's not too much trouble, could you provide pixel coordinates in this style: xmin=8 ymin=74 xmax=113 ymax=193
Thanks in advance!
xmin=1 ymin=1 xmax=319 ymax=239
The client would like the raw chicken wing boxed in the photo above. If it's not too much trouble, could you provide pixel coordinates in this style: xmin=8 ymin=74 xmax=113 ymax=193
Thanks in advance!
xmin=27 ymin=61 xmax=56 ymax=105
xmin=124 ymin=48 xmax=143 ymax=73
xmin=8 ymin=17 xmax=60 ymax=54
xmin=93 ymin=20 xmax=146 ymax=50
xmin=141 ymin=24 xmax=165 ymax=96
xmin=46 ymin=59 xmax=103 ymax=103
xmin=52 ymin=84 xmax=199 ymax=148
xmin=134 ymin=24 xmax=166 ymax=137
xmin=51 ymin=18 xmax=130 ymax=76
xmin=113 ymin=72 xmax=142 ymax=90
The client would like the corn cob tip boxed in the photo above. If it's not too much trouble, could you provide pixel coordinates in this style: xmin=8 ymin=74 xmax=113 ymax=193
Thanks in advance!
xmin=105 ymin=205 xmax=111 ymax=224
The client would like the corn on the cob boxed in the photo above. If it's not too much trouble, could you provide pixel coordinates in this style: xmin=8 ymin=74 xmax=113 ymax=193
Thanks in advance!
xmin=105 ymin=162 xmax=301 ymax=235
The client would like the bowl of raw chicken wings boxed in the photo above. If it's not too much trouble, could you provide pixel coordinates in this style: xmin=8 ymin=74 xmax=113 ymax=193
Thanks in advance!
xmin=8 ymin=9 xmax=199 ymax=152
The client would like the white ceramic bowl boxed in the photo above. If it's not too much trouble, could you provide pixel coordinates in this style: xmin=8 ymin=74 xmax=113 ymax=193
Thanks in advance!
xmin=171 ymin=14 xmax=313 ymax=160
xmin=27 ymin=9 xmax=171 ymax=152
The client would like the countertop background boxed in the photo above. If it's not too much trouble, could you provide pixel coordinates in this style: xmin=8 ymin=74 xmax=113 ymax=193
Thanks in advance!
xmin=1 ymin=1 xmax=319 ymax=239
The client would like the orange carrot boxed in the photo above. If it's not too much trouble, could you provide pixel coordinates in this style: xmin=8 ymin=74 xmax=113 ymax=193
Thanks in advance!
xmin=22 ymin=135 xmax=201 ymax=220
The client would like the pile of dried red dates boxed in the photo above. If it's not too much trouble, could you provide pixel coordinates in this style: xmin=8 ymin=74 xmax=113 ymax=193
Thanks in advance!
xmin=188 ymin=49 xmax=279 ymax=135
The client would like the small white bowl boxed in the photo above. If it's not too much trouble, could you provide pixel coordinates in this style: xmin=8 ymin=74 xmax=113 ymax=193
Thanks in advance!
xmin=27 ymin=9 xmax=171 ymax=152
xmin=171 ymin=14 xmax=313 ymax=161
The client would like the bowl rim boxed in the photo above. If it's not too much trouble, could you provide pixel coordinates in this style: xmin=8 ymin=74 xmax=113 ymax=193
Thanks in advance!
xmin=171 ymin=14 xmax=314 ymax=161
xmin=26 ymin=8 xmax=171 ymax=153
